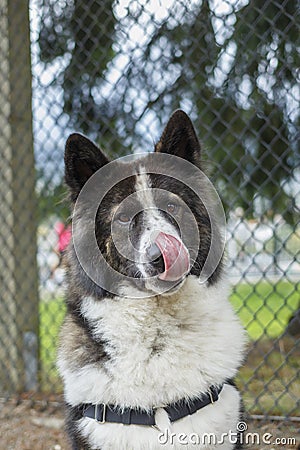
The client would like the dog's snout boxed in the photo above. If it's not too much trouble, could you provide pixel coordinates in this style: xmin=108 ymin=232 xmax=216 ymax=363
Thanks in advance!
xmin=146 ymin=242 xmax=161 ymax=261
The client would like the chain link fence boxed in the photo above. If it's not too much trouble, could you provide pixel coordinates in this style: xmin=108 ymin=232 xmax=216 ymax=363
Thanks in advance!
xmin=0 ymin=0 xmax=299 ymax=421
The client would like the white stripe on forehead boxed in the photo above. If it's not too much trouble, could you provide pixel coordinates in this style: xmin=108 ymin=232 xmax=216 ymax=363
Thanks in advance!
xmin=135 ymin=165 xmax=154 ymax=208
xmin=134 ymin=165 xmax=180 ymax=281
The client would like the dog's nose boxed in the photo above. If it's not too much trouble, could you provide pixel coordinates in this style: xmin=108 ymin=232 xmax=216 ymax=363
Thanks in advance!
xmin=146 ymin=242 xmax=161 ymax=261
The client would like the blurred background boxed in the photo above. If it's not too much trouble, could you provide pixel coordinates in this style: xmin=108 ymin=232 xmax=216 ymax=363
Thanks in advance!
xmin=0 ymin=0 xmax=299 ymax=431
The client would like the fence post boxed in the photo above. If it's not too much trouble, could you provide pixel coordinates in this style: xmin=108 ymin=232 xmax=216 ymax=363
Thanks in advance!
xmin=0 ymin=0 xmax=39 ymax=392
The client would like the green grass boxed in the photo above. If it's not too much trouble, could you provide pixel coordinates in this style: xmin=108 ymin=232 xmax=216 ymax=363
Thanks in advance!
xmin=230 ymin=280 xmax=299 ymax=340
xmin=39 ymin=280 xmax=300 ymax=415
xmin=237 ymin=336 xmax=300 ymax=416
xmin=229 ymin=280 xmax=300 ymax=416
xmin=39 ymin=297 xmax=65 ymax=390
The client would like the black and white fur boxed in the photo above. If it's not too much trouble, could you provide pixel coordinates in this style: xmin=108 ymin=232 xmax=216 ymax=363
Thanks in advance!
xmin=58 ymin=110 xmax=247 ymax=449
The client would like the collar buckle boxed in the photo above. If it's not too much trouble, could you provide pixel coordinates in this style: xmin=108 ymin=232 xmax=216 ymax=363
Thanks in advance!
xmin=95 ymin=403 xmax=106 ymax=424
xmin=208 ymin=388 xmax=214 ymax=404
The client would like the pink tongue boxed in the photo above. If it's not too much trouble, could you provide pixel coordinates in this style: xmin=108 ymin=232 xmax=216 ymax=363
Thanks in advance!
xmin=155 ymin=232 xmax=190 ymax=282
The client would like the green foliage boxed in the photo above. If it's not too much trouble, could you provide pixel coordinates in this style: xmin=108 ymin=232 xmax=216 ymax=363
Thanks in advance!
xmin=39 ymin=0 xmax=123 ymax=156
xmin=220 ymin=0 xmax=299 ymax=221
xmin=38 ymin=0 xmax=299 ymax=221
xmin=38 ymin=182 xmax=70 ymax=222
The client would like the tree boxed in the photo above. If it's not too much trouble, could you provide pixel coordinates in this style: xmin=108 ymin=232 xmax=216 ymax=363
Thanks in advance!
xmin=38 ymin=0 xmax=122 ymax=156
xmin=38 ymin=0 xmax=299 ymax=222
xmin=219 ymin=0 xmax=299 ymax=222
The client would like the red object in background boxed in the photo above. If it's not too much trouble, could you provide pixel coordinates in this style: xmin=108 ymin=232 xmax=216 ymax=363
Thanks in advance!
xmin=55 ymin=222 xmax=72 ymax=253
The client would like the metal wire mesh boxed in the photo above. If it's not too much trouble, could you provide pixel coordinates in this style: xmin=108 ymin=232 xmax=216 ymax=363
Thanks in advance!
xmin=0 ymin=0 xmax=299 ymax=420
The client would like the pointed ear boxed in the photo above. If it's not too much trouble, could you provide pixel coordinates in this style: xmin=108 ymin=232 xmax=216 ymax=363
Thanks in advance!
xmin=155 ymin=110 xmax=201 ymax=166
xmin=64 ymin=133 xmax=109 ymax=201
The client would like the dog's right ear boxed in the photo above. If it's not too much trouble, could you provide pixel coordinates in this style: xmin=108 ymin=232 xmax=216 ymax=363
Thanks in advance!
xmin=64 ymin=133 xmax=109 ymax=201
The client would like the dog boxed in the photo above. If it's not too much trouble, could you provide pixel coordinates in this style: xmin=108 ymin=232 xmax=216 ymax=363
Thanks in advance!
xmin=57 ymin=110 xmax=247 ymax=449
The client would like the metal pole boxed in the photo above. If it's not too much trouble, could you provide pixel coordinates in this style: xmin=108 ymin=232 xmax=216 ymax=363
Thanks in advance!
xmin=0 ymin=0 xmax=39 ymax=393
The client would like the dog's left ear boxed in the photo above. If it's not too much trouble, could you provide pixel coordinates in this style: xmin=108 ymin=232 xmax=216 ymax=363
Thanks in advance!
xmin=155 ymin=110 xmax=202 ymax=166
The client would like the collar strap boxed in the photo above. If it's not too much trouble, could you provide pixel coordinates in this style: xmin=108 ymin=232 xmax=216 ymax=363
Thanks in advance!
xmin=83 ymin=384 xmax=223 ymax=426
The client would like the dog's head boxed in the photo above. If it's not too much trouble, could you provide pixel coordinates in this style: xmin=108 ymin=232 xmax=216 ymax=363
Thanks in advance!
xmin=65 ymin=110 xmax=224 ymax=297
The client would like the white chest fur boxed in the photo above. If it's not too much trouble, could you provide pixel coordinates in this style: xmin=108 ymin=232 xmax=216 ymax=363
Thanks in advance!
xmin=58 ymin=276 xmax=246 ymax=449
xmin=59 ymin=277 xmax=246 ymax=408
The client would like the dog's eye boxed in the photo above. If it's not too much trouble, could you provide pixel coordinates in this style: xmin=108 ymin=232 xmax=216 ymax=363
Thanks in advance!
xmin=166 ymin=202 xmax=177 ymax=214
xmin=116 ymin=213 xmax=131 ymax=224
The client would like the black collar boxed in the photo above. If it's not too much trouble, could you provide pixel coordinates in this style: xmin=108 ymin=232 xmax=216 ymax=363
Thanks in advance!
xmin=82 ymin=384 xmax=223 ymax=427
